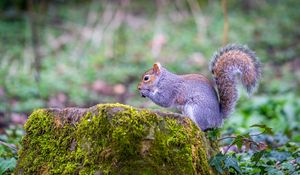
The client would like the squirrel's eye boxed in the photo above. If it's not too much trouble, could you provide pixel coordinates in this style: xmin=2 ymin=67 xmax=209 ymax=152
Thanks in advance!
xmin=143 ymin=75 xmax=150 ymax=81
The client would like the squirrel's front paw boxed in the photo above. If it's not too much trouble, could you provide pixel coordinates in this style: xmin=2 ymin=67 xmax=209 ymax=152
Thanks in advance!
xmin=139 ymin=89 xmax=150 ymax=98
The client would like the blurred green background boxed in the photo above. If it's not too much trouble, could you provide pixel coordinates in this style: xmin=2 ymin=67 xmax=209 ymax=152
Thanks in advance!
xmin=0 ymin=0 xmax=299 ymax=173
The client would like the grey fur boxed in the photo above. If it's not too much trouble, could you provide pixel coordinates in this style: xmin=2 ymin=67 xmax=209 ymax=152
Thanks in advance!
xmin=140 ymin=44 xmax=261 ymax=131
xmin=142 ymin=67 xmax=222 ymax=131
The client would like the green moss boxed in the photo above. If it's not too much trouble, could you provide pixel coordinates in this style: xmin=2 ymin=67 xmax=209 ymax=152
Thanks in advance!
xmin=15 ymin=103 xmax=216 ymax=174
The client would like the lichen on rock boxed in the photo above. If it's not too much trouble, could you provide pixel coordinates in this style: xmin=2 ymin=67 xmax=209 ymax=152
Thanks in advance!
xmin=15 ymin=103 xmax=217 ymax=174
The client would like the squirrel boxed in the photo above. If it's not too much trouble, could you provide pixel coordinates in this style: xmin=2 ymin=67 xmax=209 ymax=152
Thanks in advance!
xmin=138 ymin=44 xmax=261 ymax=131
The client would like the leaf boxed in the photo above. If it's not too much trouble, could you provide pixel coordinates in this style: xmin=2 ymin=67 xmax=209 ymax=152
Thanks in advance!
xmin=265 ymin=167 xmax=284 ymax=175
xmin=251 ymin=151 xmax=265 ymax=164
xmin=251 ymin=124 xmax=274 ymax=135
xmin=206 ymin=128 xmax=220 ymax=141
xmin=242 ymin=133 xmax=251 ymax=139
xmin=250 ymin=168 xmax=261 ymax=173
xmin=269 ymin=150 xmax=291 ymax=162
xmin=233 ymin=135 xmax=244 ymax=150
xmin=224 ymin=156 xmax=242 ymax=174
xmin=280 ymin=162 xmax=295 ymax=172
xmin=209 ymin=153 xmax=226 ymax=174
xmin=0 ymin=157 xmax=16 ymax=174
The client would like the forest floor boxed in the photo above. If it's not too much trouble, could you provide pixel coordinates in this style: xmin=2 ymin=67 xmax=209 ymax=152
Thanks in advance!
xmin=0 ymin=0 xmax=299 ymax=174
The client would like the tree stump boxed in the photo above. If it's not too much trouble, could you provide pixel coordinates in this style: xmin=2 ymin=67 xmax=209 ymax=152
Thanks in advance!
xmin=15 ymin=103 xmax=218 ymax=174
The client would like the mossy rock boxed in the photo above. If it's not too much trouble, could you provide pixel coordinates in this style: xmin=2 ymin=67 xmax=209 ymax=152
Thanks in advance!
xmin=15 ymin=103 xmax=218 ymax=174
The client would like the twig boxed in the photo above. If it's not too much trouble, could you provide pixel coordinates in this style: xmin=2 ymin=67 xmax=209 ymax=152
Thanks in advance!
xmin=222 ymin=0 xmax=228 ymax=45
xmin=28 ymin=0 xmax=45 ymax=82
xmin=224 ymin=140 xmax=236 ymax=154
xmin=217 ymin=132 xmax=264 ymax=142
xmin=186 ymin=0 xmax=206 ymax=43
xmin=217 ymin=135 xmax=236 ymax=142
xmin=224 ymin=137 xmax=260 ymax=154
xmin=242 ymin=138 xmax=260 ymax=147
xmin=221 ymin=133 xmax=263 ymax=154
xmin=0 ymin=141 xmax=17 ymax=151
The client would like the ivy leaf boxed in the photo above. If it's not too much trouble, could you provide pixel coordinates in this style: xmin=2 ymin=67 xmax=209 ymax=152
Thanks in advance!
xmin=251 ymin=124 xmax=274 ymax=135
xmin=269 ymin=150 xmax=291 ymax=162
xmin=206 ymin=128 xmax=220 ymax=141
xmin=280 ymin=162 xmax=295 ymax=172
xmin=265 ymin=167 xmax=284 ymax=175
xmin=209 ymin=152 xmax=226 ymax=174
xmin=251 ymin=151 xmax=265 ymax=164
xmin=0 ymin=157 xmax=16 ymax=174
xmin=250 ymin=168 xmax=261 ymax=174
xmin=224 ymin=156 xmax=242 ymax=174
xmin=233 ymin=135 xmax=244 ymax=150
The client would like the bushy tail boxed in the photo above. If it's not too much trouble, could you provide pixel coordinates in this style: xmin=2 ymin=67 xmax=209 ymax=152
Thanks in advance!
xmin=209 ymin=44 xmax=261 ymax=118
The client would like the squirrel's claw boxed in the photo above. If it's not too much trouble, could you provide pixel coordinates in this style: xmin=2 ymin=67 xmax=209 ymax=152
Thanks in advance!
xmin=139 ymin=90 xmax=147 ymax=98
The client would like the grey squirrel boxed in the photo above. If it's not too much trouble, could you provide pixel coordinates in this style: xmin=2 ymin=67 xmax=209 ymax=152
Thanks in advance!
xmin=138 ymin=44 xmax=261 ymax=131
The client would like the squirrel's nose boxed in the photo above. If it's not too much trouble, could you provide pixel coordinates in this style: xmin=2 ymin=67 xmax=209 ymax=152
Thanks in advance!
xmin=137 ymin=84 xmax=141 ymax=90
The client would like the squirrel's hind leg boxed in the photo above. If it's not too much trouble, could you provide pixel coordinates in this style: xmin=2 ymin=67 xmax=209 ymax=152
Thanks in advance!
xmin=183 ymin=104 xmax=223 ymax=131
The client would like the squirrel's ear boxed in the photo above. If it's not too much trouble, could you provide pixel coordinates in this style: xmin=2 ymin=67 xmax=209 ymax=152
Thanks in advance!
xmin=153 ymin=62 xmax=161 ymax=75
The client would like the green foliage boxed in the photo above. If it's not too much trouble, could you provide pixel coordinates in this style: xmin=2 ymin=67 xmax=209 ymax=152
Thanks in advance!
xmin=0 ymin=126 xmax=23 ymax=174
xmin=212 ymin=124 xmax=300 ymax=174
xmin=1 ymin=0 xmax=299 ymax=114
xmin=250 ymin=124 xmax=274 ymax=135
xmin=224 ymin=94 xmax=300 ymax=144
xmin=250 ymin=151 xmax=265 ymax=164
xmin=206 ymin=129 xmax=221 ymax=141
xmin=238 ymin=145 xmax=300 ymax=174
xmin=210 ymin=152 xmax=241 ymax=174
xmin=211 ymin=145 xmax=300 ymax=175
xmin=211 ymin=143 xmax=300 ymax=174
xmin=0 ymin=157 xmax=17 ymax=175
